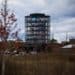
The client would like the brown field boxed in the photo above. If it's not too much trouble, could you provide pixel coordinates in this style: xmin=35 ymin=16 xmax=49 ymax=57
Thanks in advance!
xmin=0 ymin=53 xmax=75 ymax=75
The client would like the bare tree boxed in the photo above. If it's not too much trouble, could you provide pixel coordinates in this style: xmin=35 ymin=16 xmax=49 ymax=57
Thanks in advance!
xmin=0 ymin=0 xmax=20 ymax=75
xmin=0 ymin=0 xmax=18 ymax=41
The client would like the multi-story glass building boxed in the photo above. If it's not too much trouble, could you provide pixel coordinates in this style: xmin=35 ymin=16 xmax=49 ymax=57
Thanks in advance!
xmin=25 ymin=13 xmax=50 ymax=45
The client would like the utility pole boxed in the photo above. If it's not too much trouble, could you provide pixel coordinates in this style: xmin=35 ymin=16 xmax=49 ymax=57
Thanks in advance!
xmin=2 ymin=0 xmax=7 ymax=75
xmin=1 ymin=0 xmax=7 ymax=75
xmin=3 ymin=0 xmax=7 ymax=28
xmin=65 ymin=32 xmax=68 ymax=42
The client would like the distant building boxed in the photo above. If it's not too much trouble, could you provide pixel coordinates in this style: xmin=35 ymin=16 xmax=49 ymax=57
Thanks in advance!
xmin=60 ymin=38 xmax=75 ymax=53
xmin=69 ymin=39 xmax=75 ymax=44
xmin=25 ymin=13 xmax=50 ymax=45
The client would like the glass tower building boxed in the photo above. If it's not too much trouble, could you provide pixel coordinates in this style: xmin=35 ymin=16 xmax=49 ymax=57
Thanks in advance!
xmin=25 ymin=13 xmax=50 ymax=45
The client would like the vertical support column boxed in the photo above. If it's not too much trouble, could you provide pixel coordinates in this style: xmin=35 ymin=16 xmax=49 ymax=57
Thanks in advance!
xmin=48 ymin=16 xmax=50 ymax=43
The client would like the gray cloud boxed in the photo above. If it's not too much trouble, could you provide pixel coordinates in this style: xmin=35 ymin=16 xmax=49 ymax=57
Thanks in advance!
xmin=1 ymin=0 xmax=75 ymax=42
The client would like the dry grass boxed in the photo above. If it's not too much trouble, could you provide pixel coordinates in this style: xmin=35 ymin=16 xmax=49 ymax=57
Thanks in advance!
xmin=0 ymin=53 xmax=75 ymax=75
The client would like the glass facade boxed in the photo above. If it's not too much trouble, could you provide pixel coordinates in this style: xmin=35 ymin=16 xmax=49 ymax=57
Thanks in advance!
xmin=25 ymin=13 xmax=50 ymax=44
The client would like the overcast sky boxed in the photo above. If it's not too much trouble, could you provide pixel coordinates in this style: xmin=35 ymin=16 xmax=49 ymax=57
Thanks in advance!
xmin=0 ymin=0 xmax=75 ymax=42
